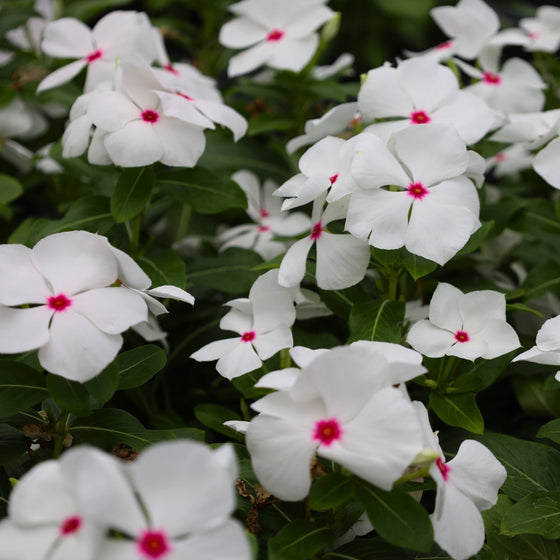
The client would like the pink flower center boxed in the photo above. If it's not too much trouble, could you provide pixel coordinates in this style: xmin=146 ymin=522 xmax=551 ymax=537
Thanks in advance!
xmin=259 ymin=207 xmax=270 ymax=218
xmin=493 ymin=152 xmax=507 ymax=162
xmin=407 ymin=182 xmax=429 ymax=200
xmin=436 ymin=40 xmax=453 ymax=50
xmin=266 ymin=29 xmax=284 ymax=42
xmin=436 ymin=457 xmax=450 ymax=482
xmin=329 ymin=173 xmax=339 ymax=185
xmin=410 ymin=110 xmax=431 ymax=124
xmin=528 ymin=31 xmax=540 ymax=40
xmin=47 ymin=294 xmax=72 ymax=312
xmin=142 ymin=110 xmax=160 ymax=124
xmin=241 ymin=331 xmax=256 ymax=343
xmin=257 ymin=225 xmax=271 ymax=232
xmin=137 ymin=530 xmax=171 ymax=559
xmin=164 ymin=63 xmax=179 ymax=75
xmin=313 ymin=418 xmax=342 ymax=446
xmin=454 ymin=330 xmax=470 ymax=343
xmin=85 ymin=49 xmax=102 ymax=63
xmin=483 ymin=71 xmax=501 ymax=85
xmin=310 ymin=221 xmax=323 ymax=240
xmin=60 ymin=515 xmax=82 ymax=536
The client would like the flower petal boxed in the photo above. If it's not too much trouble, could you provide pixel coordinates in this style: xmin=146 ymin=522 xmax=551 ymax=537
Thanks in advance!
xmin=216 ymin=340 xmax=262 ymax=380
xmin=0 ymin=306 xmax=52 ymax=353
xmin=146 ymin=285 xmax=195 ymax=306
xmin=41 ymin=18 xmax=94 ymax=58
xmin=37 ymin=60 xmax=88 ymax=93
xmin=104 ymin=120 xmax=163 ymax=167
xmin=406 ymin=320 xmax=456 ymax=358
xmin=278 ymin=237 xmax=314 ymax=288
xmin=154 ymin=117 xmax=206 ymax=168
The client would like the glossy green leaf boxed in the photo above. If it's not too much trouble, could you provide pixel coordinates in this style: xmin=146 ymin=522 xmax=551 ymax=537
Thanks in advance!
xmin=537 ymin=418 xmax=560 ymax=444
xmin=475 ymin=433 xmax=560 ymax=500
xmin=0 ymin=424 xmax=27 ymax=465
xmin=0 ymin=362 xmax=48 ymax=418
xmin=452 ymin=352 xmax=517 ymax=393
xmin=46 ymin=374 xmax=91 ymax=417
xmin=348 ymin=300 xmax=405 ymax=343
xmin=194 ymin=404 xmax=245 ymax=442
xmin=501 ymin=492 xmax=560 ymax=539
xmin=512 ymin=376 xmax=560 ymax=417
xmin=356 ymin=481 xmax=434 ymax=552
xmin=84 ymin=361 xmax=120 ymax=404
xmin=402 ymin=250 xmax=438 ymax=281
xmin=429 ymin=392 xmax=484 ymax=434
xmin=268 ymin=520 xmax=334 ymax=560
xmin=139 ymin=248 xmax=187 ymax=289
xmin=457 ymin=221 xmax=494 ymax=255
xmin=309 ymin=473 xmax=354 ymax=511
xmin=117 ymin=345 xmax=167 ymax=390
xmin=111 ymin=166 xmax=155 ymax=223
xmin=158 ymin=167 xmax=247 ymax=214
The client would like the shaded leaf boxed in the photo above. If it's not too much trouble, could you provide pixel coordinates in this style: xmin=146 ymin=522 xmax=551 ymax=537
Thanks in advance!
xmin=501 ymin=492 xmax=560 ymax=539
xmin=348 ymin=300 xmax=405 ymax=343
xmin=0 ymin=174 xmax=23 ymax=204
xmin=268 ymin=520 xmax=334 ymax=560
xmin=111 ymin=166 xmax=155 ymax=223
xmin=47 ymin=374 xmax=91 ymax=417
xmin=117 ymin=345 xmax=167 ymax=390
xmin=430 ymin=392 xmax=484 ymax=434
xmin=309 ymin=473 xmax=354 ymax=511
xmin=0 ymin=362 xmax=48 ymax=418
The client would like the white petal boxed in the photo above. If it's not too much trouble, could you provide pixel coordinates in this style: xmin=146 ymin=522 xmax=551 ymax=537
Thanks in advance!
xmin=37 ymin=60 xmax=88 ymax=93
xmin=192 ymin=99 xmax=248 ymax=141
xmin=220 ymin=17 xmax=265 ymax=48
xmin=0 ymin=521 xmax=57 ymax=560
xmin=315 ymin=232 xmax=370 ymax=290
xmin=191 ymin=338 xmax=240 ymax=362
xmin=534 ymin=137 xmax=560 ymax=190
xmin=87 ymin=91 xmax=140 ymax=132
xmin=227 ymin=42 xmax=275 ymax=77
xmin=250 ymin=270 xmax=296 ymax=332
xmin=155 ymin=118 xmax=206 ymax=167
xmin=155 ymin=92 xmax=215 ymax=129
xmin=428 ymin=283 xmax=463 ymax=332
xmin=131 ymin=441 xmax=236 ymax=536
xmin=110 ymin=246 xmax=151 ymax=290
xmin=252 ymin=325 xmax=293 ymax=360
xmin=87 ymin=128 xmax=112 ymax=165
xmin=268 ymin=35 xmax=318 ymax=72
xmin=62 ymin=115 xmax=92 ymax=158
xmin=246 ymin=414 xmax=317 ymax=500
xmin=474 ymin=320 xmax=520 ymax=359
xmin=0 ymin=244 xmax=50 ymax=305
xmin=536 ymin=316 xmax=560 ymax=351
xmin=406 ymin=320 xmax=455 ymax=358
xmin=72 ymin=287 xmax=147 ymax=334
xmin=216 ymin=341 xmax=262 ymax=380
xmin=32 ymin=231 xmax=117 ymax=295
xmin=38 ymin=311 xmax=123 ymax=382
xmin=104 ymin=120 xmax=163 ymax=167
xmin=278 ymin=237 xmax=314 ymax=288
xmin=514 ymin=346 xmax=560 ymax=366
xmin=146 ymin=285 xmax=194 ymax=305
xmin=0 ymin=306 xmax=52 ymax=353
xmin=41 ymin=18 xmax=94 ymax=58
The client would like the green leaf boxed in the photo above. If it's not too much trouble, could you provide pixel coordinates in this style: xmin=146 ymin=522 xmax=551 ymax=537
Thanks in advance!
xmin=0 ymin=424 xmax=27 ymax=465
xmin=452 ymin=352 xmax=517 ymax=393
xmin=138 ymin=248 xmax=187 ymax=289
xmin=111 ymin=166 xmax=155 ymax=223
xmin=326 ymin=539 xmax=412 ymax=560
xmin=537 ymin=418 xmax=560 ymax=444
xmin=70 ymin=408 xmax=202 ymax=450
xmin=402 ymin=250 xmax=438 ymax=281
xmin=247 ymin=115 xmax=294 ymax=136
xmin=64 ymin=0 xmax=133 ymax=20
xmin=457 ymin=221 xmax=494 ymax=255
xmin=356 ymin=481 xmax=434 ymax=552
xmin=0 ymin=174 xmax=23 ymax=204
xmin=309 ymin=473 xmax=355 ymax=511
xmin=84 ymin=362 xmax=119 ymax=404
xmin=0 ymin=362 xmax=48 ymax=418
xmin=194 ymin=404 xmax=244 ymax=442
xmin=268 ymin=520 xmax=334 ymax=560
xmin=501 ymin=492 xmax=560 ymax=539
xmin=429 ymin=392 xmax=484 ymax=433
xmin=475 ymin=433 xmax=560 ymax=500
xmin=348 ymin=300 xmax=405 ymax=344
xmin=512 ymin=376 xmax=560 ymax=417
xmin=46 ymin=374 xmax=91 ymax=417
xmin=484 ymin=495 xmax=560 ymax=560
xmin=521 ymin=261 xmax=560 ymax=301
xmin=187 ymin=248 xmax=263 ymax=294
xmin=157 ymin=167 xmax=247 ymax=214
xmin=117 ymin=345 xmax=167 ymax=390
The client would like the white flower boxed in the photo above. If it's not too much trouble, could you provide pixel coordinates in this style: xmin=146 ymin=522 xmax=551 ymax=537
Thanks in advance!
xmin=70 ymin=441 xmax=251 ymax=560
xmin=414 ymin=403 xmax=506 ymax=560
xmin=218 ymin=170 xmax=310 ymax=259
xmin=358 ymin=58 xmax=499 ymax=145
xmin=191 ymin=270 xmax=295 ymax=379
xmin=345 ymin=124 xmax=481 ymax=266
xmin=37 ymin=11 xmax=156 ymax=93
xmin=520 ymin=5 xmax=560 ymax=53
xmin=513 ymin=316 xmax=560 ymax=379
xmin=0 ymin=231 xmax=151 ymax=381
xmin=486 ymin=144 xmax=534 ymax=177
xmin=278 ymin=195 xmax=370 ymax=290
xmin=246 ymin=345 xmax=424 ymax=500
xmin=219 ymin=0 xmax=334 ymax=77
xmin=533 ymin=135 xmax=560 ymax=189
xmin=407 ymin=282 xmax=520 ymax=360
xmin=0 ymin=447 xmax=105 ymax=560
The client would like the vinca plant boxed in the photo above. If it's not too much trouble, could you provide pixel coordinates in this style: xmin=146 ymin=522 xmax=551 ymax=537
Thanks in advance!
xmin=1 ymin=0 xmax=560 ymax=558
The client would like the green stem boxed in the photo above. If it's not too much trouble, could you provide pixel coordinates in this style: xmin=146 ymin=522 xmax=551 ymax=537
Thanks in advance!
xmin=438 ymin=356 xmax=458 ymax=388
xmin=394 ymin=465 xmax=430 ymax=485
xmin=387 ymin=273 xmax=399 ymax=301
xmin=280 ymin=348 xmax=292 ymax=369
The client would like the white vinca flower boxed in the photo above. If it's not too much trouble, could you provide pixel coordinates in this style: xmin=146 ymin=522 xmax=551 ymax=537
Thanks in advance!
xmin=246 ymin=344 xmax=425 ymax=500
xmin=358 ymin=58 xmax=499 ymax=145
xmin=513 ymin=315 xmax=560 ymax=381
xmin=345 ymin=124 xmax=482 ymax=265
xmin=406 ymin=282 xmax=520 ymax=360
xmin=191 ymin=269 xmax=296 ymax=379
xmin=37 ymin=10 xmax=156 ymax=93
xmin=219 ymin=0 xmax=334 ymax=77
xmin=520 ymin=5 xmax=560 ymax=53
xmin=218 ymin=170 xmax=310 ymax=260
xmin=70 ymin=441 xmax=251 ymax=560
xmin=278 ymin=194 xmax=370 ymax=290
xmin=0 ymin=447 xmax=105 ymax=560
xmin=414 ymin=402 xmax=507 ymax=560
